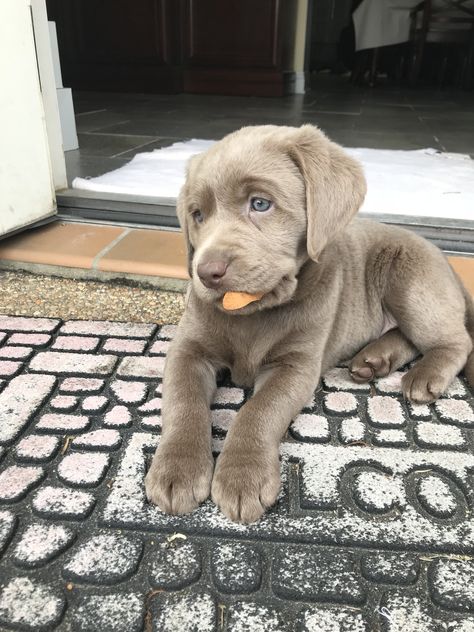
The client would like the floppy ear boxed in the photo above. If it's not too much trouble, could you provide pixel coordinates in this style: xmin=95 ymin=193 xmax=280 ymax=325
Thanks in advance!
xmin=288 ymin=125 xmax=366 ymax=261
xmin=176 ymin=188 xmax=195 ymax=278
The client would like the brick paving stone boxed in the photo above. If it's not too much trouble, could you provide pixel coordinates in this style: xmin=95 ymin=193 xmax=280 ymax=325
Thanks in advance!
xmin=0 ymin=345 xmax=33 ymax=359
xmin=103 ymin=405 xmax=132 ymax=427
xmin=361 ymin=552 xmax=419 ymax=584
xmin=353 ymin=471 xmax=405 ymax=513
xmin=30 ymin=351 xmax=117 ymax=375
xmin=157 ymin=324 xmax=177 ymax=339
xmin=298 ymin=606 xmax=368 ymax=632
xmin=149 ymin=339 xmax=170 ymax=355
xmin=323 ymin=367 xmax=370 ymax=392
xmin=442 ymin=377 xmax=468 ymax=398
xmin=103 ymin=338 xmax=147 ymax=354
xmin=429 ymin=558 xmax=474 ymax=611
xmin=227 ymin=602 xmax=287 ymax=631
xmin=272 ymin=547 xmax=365 ymax=604
xmin=149 ymin=540 xmax=201 ymax=589
xmin=0 ymin=332 xmax=6 ymax=344
xmin=0 ymin=465 xmax=44 ymax=502
xmin=367 ymin=396 xmax=406 ymax=427
xmin=149 ymin=591 xmax=216 ymax=632
xmin=63 ymin=533 xmax=143 ymax=584
xmin=375 ymin=371 xmax=406 ymax=395
xmin=52 ymin=335 xmax=100 ymax=352
xmin=117 ymin=356 xmax=165 ymax=379
xmin=72 ymin=429 xmax=121 ymax=451
xmin=15 ymin=435 xmax=60 ymax=463
xmin=372 ymin=429 xmax=410 ymax=447
xmin=13 ymin=523 xmax=75 ymax=567
xmin=60 ymin=377 xmax=105 ymax=393
xmin=0 ymin=315 xmax=59 ymax=332
xmin=50 ymin=395 xmax=78 ymax=412
xmin=435 ymin=399 xmax=474 ymax=426
xmin=0 ymin=374 xmax=56 ymax=445
xmin=289 ymin=414 xmax=330 ymax=443
xmin=379 ymin=591 xmax=439 ymax=631
xmin=0 ymin=576 xmax=65 ymax=630
xmin=7 ymin=333 xmax=51 ymax=347
xmin=60 ymin=320 xmax=156 ymax=337
xmin=36 ymin=413 xmax=90 ymax=434
xmin=0 ymin=360 xmax=22 ymax=377
xmin=211 ymin=542 xmax=261 ymax=593
xmin=138 ymin=397 xmax=161 ymax=413
xmin=213 ymin=386 xmax=245 ymax=406
xmin=416 ymin=475 xmax=458 ymax=518
xmin=71 ymin=593 xmax=144 ymax=632
xmin=81 ymin=395 xmax=108 ymax=412
xmin=414 ymin=421 xmax=466 ymax=449
xmin=32 ymin=486 xmax=95 ymax=520
xmin=0 ymin=510 xmax=16 ymax=554
xmin=211 ymin=408 xmax=237 ymax=434
xmin=407 ymin=401 xmax=432 ymax=420
xmin=323 ymin=391 xmax=358 ymax=415
xmin=58 ymin=452 xmax=110 ymax=487
xmin=339 ymin=417 xmax=365 ymax=444
xmin=110 ymin=379 xmax=148 ymax=404
xmin=141 ymin=416 xmax=162 ymax=430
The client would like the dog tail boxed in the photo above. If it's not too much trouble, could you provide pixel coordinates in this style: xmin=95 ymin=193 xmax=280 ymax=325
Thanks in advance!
xmin=463 ymin=285 xmax=474 ymax=387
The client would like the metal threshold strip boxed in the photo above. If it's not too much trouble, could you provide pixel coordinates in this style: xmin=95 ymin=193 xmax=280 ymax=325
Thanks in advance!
xmin=57 ymin=189 xmax=474 ymax=255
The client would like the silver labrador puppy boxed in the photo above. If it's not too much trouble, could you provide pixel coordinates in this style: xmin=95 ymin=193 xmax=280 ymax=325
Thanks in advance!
xmin=145 ymin=124 xmax=474 ymax=523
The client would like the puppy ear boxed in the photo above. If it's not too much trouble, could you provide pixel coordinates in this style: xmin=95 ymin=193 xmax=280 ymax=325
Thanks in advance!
xmin=288 ymin=125 xmax=366 ymax=261
xmin=176 ymin=188 xmax=195 ymax=278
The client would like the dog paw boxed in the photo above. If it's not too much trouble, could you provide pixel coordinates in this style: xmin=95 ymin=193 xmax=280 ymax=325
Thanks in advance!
xmin=211 ymin=449 xmax=280 ymax=524
xmin=350 ymin=354 xmax=391 ymax=383
xmin=145 ymin=441 xmax=214 ymax=515
xmin=401 ymin=365 xmax=449 ymax=404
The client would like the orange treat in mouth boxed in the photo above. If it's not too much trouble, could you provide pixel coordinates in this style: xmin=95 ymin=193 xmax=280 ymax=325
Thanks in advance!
xmin=222 ymin=291 xmax=264 ymax=311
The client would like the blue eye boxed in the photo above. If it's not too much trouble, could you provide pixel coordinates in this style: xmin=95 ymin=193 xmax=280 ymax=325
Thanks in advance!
xmin=250 ymin=197 xmax=272 ymax=212
xmin=192 ymin=209 xmax=204 ymax=223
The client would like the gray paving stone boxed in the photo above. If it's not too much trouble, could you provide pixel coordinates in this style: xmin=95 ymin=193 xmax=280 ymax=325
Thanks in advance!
xmin=338 ymin=417 xmax=365 ymax=444
xmin=227 ymin=602 xmax=288 ymax=631
xmin=36 ymin=412 xmax=91 ymax=434
xmin=0 ymin=465 xmax=45 ymax=502
xmin=63 ymin=533 xmax=143 ymax=584
xmin=103 ymin=405 xmax=132 ymax=427
xmin=7 ymin=333 xmax=51 ymax=346
xmin=81 ymin=395 xmax=109 ymax=412
xmin=298 ymin=606 xmax=368 ymax=631
xmin=414 ymin=421 xmax=466 ymax=449
xmin=272 ymin=547 xmax=365 ymax=604
xmin=435 ymin=399 xmax=474 ymax=426
xmin=32 ymin=486 xmax=95 ymax=520
xmin=0 ymin=510 xmax=16 ymax=555
xmin=367 ymin=396 xmax=406 ymax=428
xmin=379 ymin=591 xmax=440 ymax=631
xmin=60 ymin=320 xmax=156 ymax=337
xmin=323 ymin=367 xmax=370 ymax=392
xmin=72 ymin=429 xmax=121 ymax=451
xmin=416 ymin=475 xmax=458 ymax=518
xmin=58 ymin=452 xmax=110 ymax=487
xmin=372 ymin=429 xmax=410 ymax=447
xmin=211 ymin=542 xmax=261 ymax=593
xmin=429 ymin=558 xmax=474 ymax=611
xmin=0 ymin=316 xmax=59 ymax=332
xmin=52 ymin=335 xmax=100 ymax=351
xmin=289 ymin=413 xmax=330 ymax=442
xmin=110 ymin=379 xmax=148 ymax=404
xmin=117 ymin=356 xmax=165 ymax=379
xmin=353 ymin=470 xmax=405 ymax=513
xmin=71 ymin=593 xmax=144 ymax=632
xmin=150 ymin=591 xmax=216 ymax=632
xmin=149 ymin=540 xmax=201 ymax=589
xmin=361 ymin=552 xmax=419 ymax=584
xmin=0 ymin=576 xmax=65 ymax=630
xmin=30 ymin=351 xmax=117 ymax=375
xmin=138 ymin=397 xmax=161 ymax=413
xmin=103 ymin=338 xmax=147 ymax=354
xmin=323 ymin=391 xmax=358 ymax=415
xmin=50 ymin=394 xmax=78 ymax=411
xmin=60 ymin=377 xmax=105 ymax=393
xmin=13 ymin=523 xmax=75 ymax=567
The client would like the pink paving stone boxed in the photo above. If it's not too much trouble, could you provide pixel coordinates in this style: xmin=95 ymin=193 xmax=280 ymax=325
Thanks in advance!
xmin=103 ymin=405 xmax=132 ymax=427
xmin=322 ymin=367 xmax=370 ymax=392
xmin=137 ymin=397 xmax=161 ymax=414
xmin=32 ymin=486 xmax=95 ymax=519
xmin=213 ymin=387 xmax=244 ymax=406
xmin=50 ymin=395 xmax=78 ymax=412
xmin=30 ymin=352 xmax=117 ymax=375
xmin=13 ymin=523 xmax=75 ymax=567
xmin=367 ymin=395 xmax=406 ymax=427
xmin=15 ymin=436 xmax=60 ymax=462
xmin=376 ymin=371 xmax=406 ymax=395
xmin=110 ymin=380 xmax=148 ymax=404
xmin=7 ymin=333 xmax=51 ymax=347
xmin=102 ymin=338 xmax=147 ymax=354
xmin=60 ymin=320 xmax=156 ymax=337
xmin=52 ymin=336 xmax=100 ymax=352
xmin=0 ymin=360 xmax=22 ymax=377
xmin=60 ymin=378 xmax=104 ymax=393
xmin=0 ymin=316 xmax=59 ymax=332
xmin=324 ymin=391 xmax=358 ymax=414
xmin=0 ymin=332 xmax=6 ymax=344
xmin=141 ymin=415 xmax=162 ymax=430
xmin=81 ymin=396 xmax=108 ymax=413
xmin=36 ymin=413 xmax=90 ymax=433
xmin=211 ymin=408 xmax=237 ymax=434
xmin=72 ymin=429 xmax=121 ymax=451
xmin=149 ymin=340 xmax=170 ymax=355
xmin=0 ymin=346 xmax=33 ymax=360
xmin=0 ymin=465 xmax=44 ymax=501
xmin=117 ymin=356 xmax=165 ymax=379
xmin=158 ymin=324 xmax=177 ymax=339
xmin=435 ymin=399 xmax=474 ymax=425
xmin=58 ymin=452 xmax=110 ymax=486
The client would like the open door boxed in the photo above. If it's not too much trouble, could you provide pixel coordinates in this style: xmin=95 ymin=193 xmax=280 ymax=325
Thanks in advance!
xmin=0 ymin=0 xmax=60 ymax=238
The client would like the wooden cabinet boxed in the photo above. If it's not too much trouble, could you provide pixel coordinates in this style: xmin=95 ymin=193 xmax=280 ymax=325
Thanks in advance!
xmin=47 ymin=0 xmax=289 ymax=96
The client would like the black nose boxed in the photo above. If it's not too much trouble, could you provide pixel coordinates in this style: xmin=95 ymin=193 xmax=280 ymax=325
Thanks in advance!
xmin=197 ymin=260 xmax=228 ymax=289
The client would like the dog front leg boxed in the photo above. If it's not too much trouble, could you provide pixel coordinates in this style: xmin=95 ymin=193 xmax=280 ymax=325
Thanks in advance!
xmin=211 ymin=355 xmax=319 ymax=523
xmin=145 ymin=343 xmax=216 ymax=514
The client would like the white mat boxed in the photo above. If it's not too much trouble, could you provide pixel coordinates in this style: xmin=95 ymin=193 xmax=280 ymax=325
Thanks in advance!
xmin=72 ymin=140 xmax=474 ymax=221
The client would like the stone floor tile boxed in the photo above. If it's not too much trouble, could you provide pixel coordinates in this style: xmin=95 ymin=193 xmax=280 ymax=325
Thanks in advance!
xmin=361 ymin=552 xmax=419 ymax=584
xmin=0 ymin=346 xmax=33 ymax=360
xmin=7 ymin=333 xmax=51 ymax=347
xmin=103 ymin=338 xmax=147 ymax=354
xmin=0 ymin=510 xmax=16 ymax=555
xmin=30 ymin=351 xmax=117 ymax=375
xmin=367 ymin=396 xmax=406 ymax=427
xmin=15 ymin=435 xmax=60 ymax=463
xmin=0 ymin=315 xmax=59 ymax=332
xmin=323 ymin=391 xmax=358 ymax=415
xmin=0 ymin=465 xmax=44 ymax=502
xmin=58 ymin=452 xmax=110 ymax=486
xmin=117 ymin=356 xmax=165 ymax=379
xmin=60 ymin=377 xmax=105 ymax=393
xmin=72 ymin=429 xmax=121 ymax=451
xmin=52 ymin=335 xmax=100 ymax=352
xmin=110 ymin=379 xmax=148 ymax=404
xmin=0 ymin=576 xmax=65 ymax=630
xmin=36 ymin=413 xmax=90 ymax=434
xmin=50 ymin=395 xmax=79 ymax=411
xmin=435 ymin=399 xmax=474 ymax=426
xmin=149 ymin=339 xmax=170 ymax=355
xmin=71 ymin=593 xmax=144 ymax=632
xmin=13 ymin=523 xmax=75 ymax=567
xmin=149 ymin=540 xmax=201 ymax=589
xmin=32 ymin=486 xmax=95 ymax=520
xmin=137 ymin=397 xmax=161 ymax=413
xmin=149 ymin=591 xmax=216 ymax=632
xmin=414 ymin=421 xmax=466 ymax=449
xmin=227 ymin=602 xmax=288 ymax=631
xmin=103 ymin=405 xmax=132 ymax=427
xmin=81 ymin=395 xmax=108 ymax=412
xmin=60 ymin=320 xmax=156 ymax=337
xmin=211 ymin=542 xmax=261 ymax=593
xmin=289 ymin=414 xmax=330 ymax=443
xmin=323 ymin=367 xmax=370 ymax=392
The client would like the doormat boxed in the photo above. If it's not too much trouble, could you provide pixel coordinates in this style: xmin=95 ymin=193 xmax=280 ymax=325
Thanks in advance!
xmin=72 ymin=139 xmax=474 ymax=221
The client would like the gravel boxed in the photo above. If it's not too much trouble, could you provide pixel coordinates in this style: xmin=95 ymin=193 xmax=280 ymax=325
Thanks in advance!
xmin=0 ymin=271 xmax=186 ymax=324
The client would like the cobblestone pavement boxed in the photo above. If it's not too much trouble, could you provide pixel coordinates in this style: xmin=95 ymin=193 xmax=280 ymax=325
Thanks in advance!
xmin=0 ymin=315 xmax=474 ymax=631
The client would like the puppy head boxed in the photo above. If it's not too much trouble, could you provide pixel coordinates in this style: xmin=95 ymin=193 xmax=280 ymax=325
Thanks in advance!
xmin=178 ymin=125 xmax=366 ymax=313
